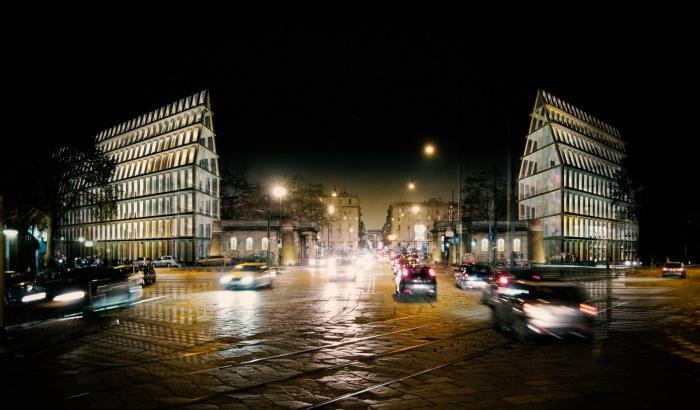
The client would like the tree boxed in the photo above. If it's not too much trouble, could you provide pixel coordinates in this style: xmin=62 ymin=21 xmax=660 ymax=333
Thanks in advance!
xmin=219 ymin=166 xmax=261 ymax=219
xmin=284 ymin=174 xmax=327 ymax=224
xmin=461 ymin=171 xmax=506 ymax=222
xmin=611 ymin=156 xmax=642 ymax=224
xmin=4 ymin=144 xmax=118 ymax=264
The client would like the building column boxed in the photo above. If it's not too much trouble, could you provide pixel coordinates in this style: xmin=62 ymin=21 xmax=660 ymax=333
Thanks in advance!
xmin=209 ymin=220 xmax=222 ymax=257
xmin=528 ymin=220 xmax=545 ymax=264
xmin=281 ymin=221 xmax=297 ymax=266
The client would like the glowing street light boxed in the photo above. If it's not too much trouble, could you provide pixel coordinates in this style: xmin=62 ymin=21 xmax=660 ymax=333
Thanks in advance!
xmin=2 ymin=229 xmax=18 ymax=238
xmin=408 ymin=181 xmax=416 ymax=190
xmin=423 ymin=143 xmax=436 ymax=157
xmin=327 ymin=205 xmax=335 ymax=215
xmin=412 ymin=205 xmax=420 ymax=214
xmin=271 ymin=185 xmax=287 ymax=199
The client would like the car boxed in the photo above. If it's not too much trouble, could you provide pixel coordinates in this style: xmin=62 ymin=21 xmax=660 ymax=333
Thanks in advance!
xmin=481 ymin=268 xmax=538 ymax=306
xmin=395 ymin=261 xmax=437 ymax=299
xmin=490 ymin=278 xmax=597 ymax=342
xmin=328 ymin=255 xmax=357 ymax=281
xmin=393 ymin=255 xmax=419 ymax=276
xmin=42 ymin=265 xmax=144 ymax=312
xmin=455 ymin=263 xmax=492 ymax=289
xmin=195 ymin=255 xmax=233 ymax=266
xmin=4 ymin=271 xmax=47 ymax=305
xmin=662 ymin=262 xmax=686 ymax=278
xmin=133 ymin=257 xmax=147 ymax=267
xmin=152 ymin=255 xmax=181 ymax=268
xmin=219 ymin=263 xmax=276 ymax=289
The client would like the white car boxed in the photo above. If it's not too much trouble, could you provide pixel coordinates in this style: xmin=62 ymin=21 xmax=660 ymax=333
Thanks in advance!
xmin=152 ymin=256 xmax=181 ymax=268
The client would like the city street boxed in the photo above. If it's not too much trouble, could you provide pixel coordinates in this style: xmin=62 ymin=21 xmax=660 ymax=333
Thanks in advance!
xmin=3 ymin=263 xmax=699 ymax=409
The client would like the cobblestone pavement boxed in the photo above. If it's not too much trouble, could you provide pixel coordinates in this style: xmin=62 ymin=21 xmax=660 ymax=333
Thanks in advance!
xmin=2 ymin=264 xmax=698 ymax=409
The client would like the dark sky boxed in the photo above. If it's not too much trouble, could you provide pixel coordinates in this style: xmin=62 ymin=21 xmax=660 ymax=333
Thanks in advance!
xmin=5 ymin=28 xmax=699 ymax=260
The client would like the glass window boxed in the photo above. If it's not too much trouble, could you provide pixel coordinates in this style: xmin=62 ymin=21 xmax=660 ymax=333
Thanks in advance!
xmin=497 ymin=238 xmax=504 ymax=252
xmin=513 ymin=238 xmax=521 ymax=253
xmin=262 ymin=237 xmax=269 ymax=250
xmin=246 ymin=237 xmax=253 ymax=251
xmin=230 ymin=237 xmax=237 ymax=250
xmin=481 ymin=239 xmax=488 ymax=252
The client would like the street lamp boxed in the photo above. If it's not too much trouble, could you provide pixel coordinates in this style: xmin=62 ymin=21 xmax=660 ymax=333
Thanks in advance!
xmin=270 ymin=185 xmax=286 ymax=266
xmin=408 ymin=181 xmax=416 ymax=191
xmin=423 ymin=142 xmax=462 ymax=264
xmin=3 ymin=228 xmax=18 ymax=273
xmin=327 ymin=204 xmax=335 ymax=256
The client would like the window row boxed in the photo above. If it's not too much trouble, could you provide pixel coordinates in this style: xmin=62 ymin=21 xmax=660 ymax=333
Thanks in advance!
xmin=229 ymin=237 xmax=269 ymax=251
xmin=475 ymin=238 xmax=521 ymax=253
xmin=98 ymin=103 xmax=207 ymax=149
xmin=563 ymin=216 xmax=638 ymax=241
xmin=559 ymin=147 xmax=619 ymax=178
xmin=564 ymin=168 xmax=616 ymax=198
xmin=553 ymin=127 xmax=623 ymax=164
xmin=61 ymin=216 xmax=194 ymax=242
xmin=564 ymin=192 xmax=620 ymax=220
xmin=107 ymin=127 xmax=201 ymax=165
xmin=62 ymin=192 xmax=194 ymax=225
xmin=112 ymin=147 xmax=196 ymax=181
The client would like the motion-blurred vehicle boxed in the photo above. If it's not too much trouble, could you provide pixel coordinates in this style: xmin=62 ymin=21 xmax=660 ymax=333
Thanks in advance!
xmin=662 ymin=262 xmax=686 ymax=278
xmin=455 ymin=263 xmax=492 ymax=289
xmin=43 ymin=265 xmax=144 ymax=312
xmin=481 ymin=268 xmax=540 ymax=306
xmin=392 ymin=255 xmax=419 ymax=276
xmin=395 ymin=261 xmax=437 ymax=299
xmin=4 ymin=272 xmax=46 ymax=305
xmin=195 ymin=255 xmax=233 ymax=266
xmin=327 ymin=255 xmax=357 ymax=281
xmin=152 ymin=255 xmax=181 ymax=268
xmin=490 ymin=278 xmax=596 ymax=341
xmin=219 ymin=263 xmax=276 ymax=289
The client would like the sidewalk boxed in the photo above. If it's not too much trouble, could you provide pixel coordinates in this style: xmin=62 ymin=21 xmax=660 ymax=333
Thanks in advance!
xmin=0 ymin=314 xmax=119 ymax=361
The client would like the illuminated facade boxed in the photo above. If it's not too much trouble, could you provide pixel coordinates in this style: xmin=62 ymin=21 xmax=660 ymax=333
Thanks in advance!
xmin=518 ymin=90 xmax=637 ymax=263
xmin=58 ymin=90 xmax=220 ymax=263
xmin=319 ymin=193 xmax=361 ymax=253
xmin=386 ymin=199 xmax=451 ymax=253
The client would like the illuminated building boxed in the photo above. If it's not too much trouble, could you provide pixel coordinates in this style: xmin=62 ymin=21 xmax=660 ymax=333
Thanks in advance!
xmin=518 ymin=90 xmax=637 ymax=263
xmin=57 ymin=90 xmax=220 ymax=262
xmin=319 ymin=192 xmax=361 ymax=253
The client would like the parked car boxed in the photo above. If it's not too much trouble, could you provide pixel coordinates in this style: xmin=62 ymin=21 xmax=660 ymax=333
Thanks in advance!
xmin=43 ymin=265 xmax=144 ymax=312
xmin=152 ymin=255 xmax=181 ymax=268
xmin=195 ymin=255 xmax=233 ymax=266
xmin=662 ymin=262 xmax=686 ymax=278
xmin=455 ymin=263 xmax=492 ymax=289
xmin=219 ymin=263 xmax=276 ymax=289
xmin=133 ymin=257 xmax=147 ymax=267
xmin=490 ymin=278 xmax=596 ymax=341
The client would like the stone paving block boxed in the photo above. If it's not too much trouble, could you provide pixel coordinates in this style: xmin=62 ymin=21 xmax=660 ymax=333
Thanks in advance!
xmin=369 ymin=398 xmax=433 ymax=409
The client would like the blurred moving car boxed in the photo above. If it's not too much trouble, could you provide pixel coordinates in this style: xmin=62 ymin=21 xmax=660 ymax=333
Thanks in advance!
xmin=152 ymin=255 xmax=181 ymax=268
xmin=481 ymin=268 xmax=538 ymax=306
xmin=4 ymin=272 xmax=46 ymax=305
xmin=328 ymin=255 xmax=357 ymax=281
xmin=395 ymin=261 xmax=437 ymax=299
xmin=43 ymin=265 xmax=144 ymax=312
xmin=662 ymin=262 xmax=686 ymax=278
xmin=219 ymin=263 xmax=276 ymax=289
xmin=195 ymin=255 xmax=233 ymax=266
xmin=490 ymin=278 xmax=596 ymax=341
xmin=455 ymin=263 xmax=492 ymax=289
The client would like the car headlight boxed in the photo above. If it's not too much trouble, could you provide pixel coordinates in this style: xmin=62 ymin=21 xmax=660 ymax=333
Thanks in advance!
xmin=219 ymin=275 xmax=233 ymax=284
xmin=53 ymin=290 xmax=86 ymax=302
xmin=22 ymin=292 xmax=46 ymax=303
xmin=240 ymin=276 xmax=254 ymax=285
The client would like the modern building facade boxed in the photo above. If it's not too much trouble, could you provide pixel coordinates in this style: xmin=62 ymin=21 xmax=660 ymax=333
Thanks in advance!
xmin=518 ymin=90 xmax=637 ymax=264
xmin=318 ymin=192 xmax=361 ymax=254
xmin=57 ymin=90 xmax=220 ymax=263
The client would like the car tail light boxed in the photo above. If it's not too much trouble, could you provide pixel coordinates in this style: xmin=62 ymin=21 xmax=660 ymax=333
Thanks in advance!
xmin=498 ymin=275 xmax=510 ymax=286
xmin=531 ymin=274 xmax=541 ymax=280
xmin=428 ymin=268 xmax=436 ymax=276
xmin=580 ymin=304 xmax=598 ymax=316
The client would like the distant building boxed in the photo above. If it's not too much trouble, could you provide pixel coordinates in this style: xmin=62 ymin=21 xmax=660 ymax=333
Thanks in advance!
xmin=319 ymin=191 xmax=361 ymax=254
xmin=518 ymin=90 xmax=637 ymax=264
xmin=366 ymin=229 xmax=383 ymax=250
xmin=431 ymin=220 xmax=529 ymax=265
xmin=385 ymin=199 xmax=451 ymax=255
xmin=57 ymin=90 xmax=220 ymax=263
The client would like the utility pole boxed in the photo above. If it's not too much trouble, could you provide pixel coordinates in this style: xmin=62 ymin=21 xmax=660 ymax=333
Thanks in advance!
xmin=457 ymin=161 xmax=462 ymax=264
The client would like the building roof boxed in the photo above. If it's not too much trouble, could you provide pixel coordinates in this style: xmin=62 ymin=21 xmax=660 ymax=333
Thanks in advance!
xmin=539 ymin=90 xmax=621 ymax=138
xmin=95 ymin=90 xmax=209 ymax=143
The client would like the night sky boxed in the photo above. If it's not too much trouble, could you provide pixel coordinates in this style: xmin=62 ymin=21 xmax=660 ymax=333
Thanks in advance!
xmin=5 ymin=29 xmax=699 ymax=261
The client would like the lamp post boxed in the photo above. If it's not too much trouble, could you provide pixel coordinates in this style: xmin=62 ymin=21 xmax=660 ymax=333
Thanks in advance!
xmin=423 ymin=143 xmax=462 ymax=264
xmin=271 ymin=185 xmax=287 ymax=266
xmin=327 ymin=204 xmax=335 ymax=256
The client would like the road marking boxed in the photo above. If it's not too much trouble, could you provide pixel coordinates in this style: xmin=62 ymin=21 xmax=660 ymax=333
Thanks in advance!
xmin=130 ymin=295 xmax=168 ymax=305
